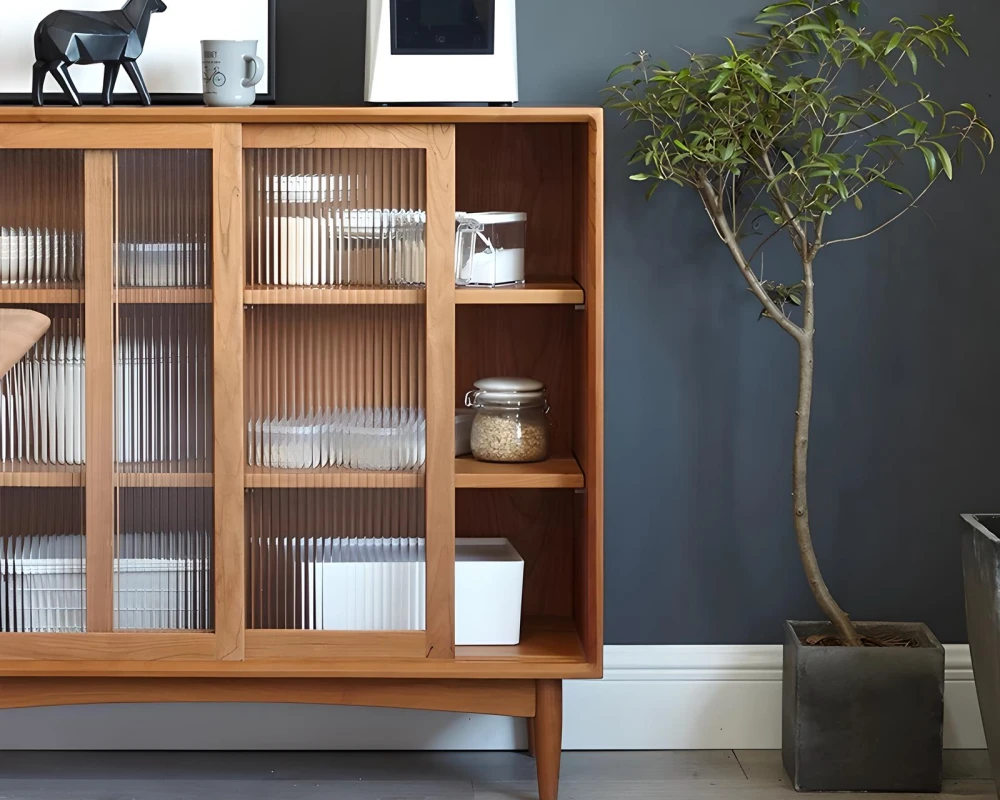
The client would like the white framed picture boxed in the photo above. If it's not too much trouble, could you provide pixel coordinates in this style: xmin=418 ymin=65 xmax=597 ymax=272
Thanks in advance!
xmin=0 ymin=0 xmax=275 ymax=103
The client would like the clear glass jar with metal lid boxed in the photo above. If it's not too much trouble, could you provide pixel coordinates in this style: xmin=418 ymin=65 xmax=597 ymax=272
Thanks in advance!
xmin=465 ymin=377 xmax=550 ymax=463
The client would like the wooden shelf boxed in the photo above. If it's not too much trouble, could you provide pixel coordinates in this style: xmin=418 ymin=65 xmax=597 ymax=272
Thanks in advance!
xmin=0 ymin=463 xmax=84 ymax=487
xmin=246 ymin=466 xmax=424 ymax=489
xmin=245 ymin=287 xmax=426 ymax=306
xmin=455 ymin=457 xmax=584 ymax=489
xmin=116 ymin=288 xmax=212 ymax=304
xmin=116 ymin=472 xmax=213 ymax=488
xmin=457 ymin=616 xmax=587 ymax=665
xmin=0 ymin=287 xmax=81 ymax=305
xmin=456 ymin=278 xmax=584 ymax=306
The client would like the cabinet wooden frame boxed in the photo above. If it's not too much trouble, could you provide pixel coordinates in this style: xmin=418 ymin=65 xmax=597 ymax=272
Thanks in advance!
xmin=0 ymin=111 xmax=604 ymax=797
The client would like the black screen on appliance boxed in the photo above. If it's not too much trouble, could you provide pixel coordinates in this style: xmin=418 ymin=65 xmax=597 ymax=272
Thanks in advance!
xmin=391 ymin=0 xmax=495 ymax=55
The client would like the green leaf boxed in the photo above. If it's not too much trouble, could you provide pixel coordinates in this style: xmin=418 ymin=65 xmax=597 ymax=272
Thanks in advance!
xmin=886 ymin=32 xmax=904 ymax=54
xmin=932 ymin=141 xmax=954 ymax=179
xmin=810 ymin=128 xmax=823 ymax=154
xmin=877 ymin=60 xmax=898 ymax=86
xmin=906 ymin=47 xmax=919 ymax=74
xmin=918 ymin=144 xmax=938 ymax=179
xmin=879 ymin=179 xmax=913 ymax=198
xmin=629 ymin=173 xmax=651 ymax=181
xmin=782 ymin=151 xmax=796 ymax=171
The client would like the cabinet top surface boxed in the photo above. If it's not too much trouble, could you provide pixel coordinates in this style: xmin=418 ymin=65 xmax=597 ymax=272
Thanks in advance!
xmin=0 ymin=105 xmax=603 ymax=124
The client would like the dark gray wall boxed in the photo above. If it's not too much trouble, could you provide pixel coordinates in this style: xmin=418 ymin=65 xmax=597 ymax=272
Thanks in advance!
xmin=277 ymin=0 xmax=1000 ymax=645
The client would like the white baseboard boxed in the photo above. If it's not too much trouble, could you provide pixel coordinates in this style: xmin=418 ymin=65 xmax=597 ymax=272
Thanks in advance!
xmin=0 ymin=645 xmax=985 ymax=750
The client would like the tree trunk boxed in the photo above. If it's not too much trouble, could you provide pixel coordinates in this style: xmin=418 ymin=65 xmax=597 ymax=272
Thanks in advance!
xmin=794 ymin=329 xmax=862 ymax=646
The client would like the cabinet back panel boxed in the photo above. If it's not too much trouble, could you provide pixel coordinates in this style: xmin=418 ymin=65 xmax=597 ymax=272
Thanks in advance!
xmin=456 ymin=488 xmax=573 ymax=619
xmin=456 ymin=124 xmax=577 ymax=280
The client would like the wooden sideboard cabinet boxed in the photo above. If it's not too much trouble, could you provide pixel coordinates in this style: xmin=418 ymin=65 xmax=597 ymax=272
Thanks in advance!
xmin=0 ymin=107 xmax=603 ymax=800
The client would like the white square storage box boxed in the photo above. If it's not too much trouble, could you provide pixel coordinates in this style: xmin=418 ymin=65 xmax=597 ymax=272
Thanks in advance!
xmin=456 ymin=538 xmax=524 ymax=646
xmin=455 ymin=212 xmax=527 ymax=287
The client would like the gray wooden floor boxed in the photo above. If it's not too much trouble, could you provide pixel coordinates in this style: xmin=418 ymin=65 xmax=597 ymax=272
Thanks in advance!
xmin=0 ymin=751 xmax=993 ymax=799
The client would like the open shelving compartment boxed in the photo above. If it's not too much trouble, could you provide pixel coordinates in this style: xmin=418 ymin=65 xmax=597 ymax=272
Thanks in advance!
xmin=0 ymin=108 xmax=602 ymax=800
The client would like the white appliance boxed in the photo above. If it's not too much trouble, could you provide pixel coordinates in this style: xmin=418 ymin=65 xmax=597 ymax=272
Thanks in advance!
xmin=365 ymin=0 xmax=519 ymax=105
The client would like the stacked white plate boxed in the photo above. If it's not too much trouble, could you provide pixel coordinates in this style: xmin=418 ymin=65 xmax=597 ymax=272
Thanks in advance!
xmin=0 ymin=228 xmax=81 ymax=284
xmin=0 ymin=532 xmax=210 ymax=633
xmin=249 ymin=407 xmax=426 ymax=470
xmin=0 ymin=336 xmax=85 ymax=465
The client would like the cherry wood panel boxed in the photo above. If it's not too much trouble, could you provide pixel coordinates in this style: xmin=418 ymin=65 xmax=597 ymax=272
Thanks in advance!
xmin=572 ymin=116 xmax=606 ymax=670
xmin=245 ymin=123 xmax=437 ymax=150
xmin=245 ymin=631 xmax=426 ymax=660
xmin=245 ymin=288 xmax=425 ymax=306
xmin=424 ymin=124 xmax=457 ymax=661
xmin=456 ymin=278 xmax=585 ymax=306
xmin=0 ymin=634 xmax=215 ymax=661
xmin=0 ymin=464 xmax=85 ymax=487
xmin=0 ymin=123 xmax=214 ymax=149
xmin=457 ymin=489 xmax=574 ymax=618
xmin=0 ymin=108 xmax=601 ymax=124
xmin=84 ymin=150 xmax=115 ymax=634
xmin=456 ymin=123 xmax=577 ymax=280
xmin=0 ymin=289 xmax=81 ymax=304
xmin=456 ymin=305 xmax=574 ymax=456
xmin=454 ymin=457 xmax=584 ymax=490
xmin=213 ymin=123 xmax=246 ymax=661
xmin=0 ymin=677 xmax=537 ymax=716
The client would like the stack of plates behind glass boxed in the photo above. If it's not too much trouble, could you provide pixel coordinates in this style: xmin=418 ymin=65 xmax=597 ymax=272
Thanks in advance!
xmin=0 ymin=228 xmax=81 ymax=285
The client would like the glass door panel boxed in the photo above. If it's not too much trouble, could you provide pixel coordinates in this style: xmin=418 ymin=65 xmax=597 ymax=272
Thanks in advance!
xmin=112 ymin=149 xmax=214 ymax=631
xmin=0 ymin=149 xmax=85 ymax=633
xmin=244 ymin=144 xmax=428 ymax=634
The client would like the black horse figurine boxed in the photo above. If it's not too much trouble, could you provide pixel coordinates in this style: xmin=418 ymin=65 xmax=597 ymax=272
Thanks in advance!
xmin=32 ymin=0 xmax=167 ymax=107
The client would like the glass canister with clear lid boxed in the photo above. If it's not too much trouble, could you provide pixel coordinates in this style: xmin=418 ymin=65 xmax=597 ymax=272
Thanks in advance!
xmin=466 ymin=377 xmax=550 ymax=463
xmin=455 ymin=212 xmax=527 ymax=286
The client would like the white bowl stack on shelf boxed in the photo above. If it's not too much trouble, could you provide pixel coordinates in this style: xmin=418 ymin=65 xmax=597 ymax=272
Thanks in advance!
xmin=300 ymin=537 xmax=524 ymax=643
xmin=0 ymin=228 xmax=81 ymax=285
xmin=0 ymin=532 xmax=210 ymax=633
xmin=262 ymin=175 xmax=426 ymax=287
xmin=249 ymin=407 xmax=426 ymax=471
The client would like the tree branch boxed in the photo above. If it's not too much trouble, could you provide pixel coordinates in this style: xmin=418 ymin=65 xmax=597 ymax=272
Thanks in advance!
xmin=699 ymin=176 xmax=805 ymax=340
xmin=821 ymin=177 xmax=937 ymax=247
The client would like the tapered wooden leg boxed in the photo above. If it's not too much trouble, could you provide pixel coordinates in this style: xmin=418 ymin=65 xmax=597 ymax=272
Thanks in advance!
xmin=526 ymin=716 xmax=536 ymax=758
xmin=534 ymin=680 xmax=562 ymax=800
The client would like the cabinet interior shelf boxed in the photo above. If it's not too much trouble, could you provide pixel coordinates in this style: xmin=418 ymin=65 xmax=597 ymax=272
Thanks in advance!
xmin=0 ymin=288 xmax=213 ymax=305
xmin=245 ymin=466 xmax=425 ymax=489
xmin=116 ymin=471 xmax=213 ymax=488
xmin=0 ymin=463 xmax=84 ymax=487
xmin=245 ymin=287 xmax=426 ymax=306
xmin=456 ymin=616 xmax=587 ymax=665
xmin=454 ymin=457 xmax=585 ymax=489
xmin=456 ymin=277 xmax=584 ymax=306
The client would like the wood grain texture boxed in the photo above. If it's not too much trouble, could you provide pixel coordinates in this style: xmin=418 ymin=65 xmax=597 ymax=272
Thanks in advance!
xmin=84 ymin=150 xmax=115 ymax=634
xmin=0 ymin=464 xmax=84 ymax=487
xmin=456 ymin=124 xmax=576 ymax=280
xmin=116 ymin=288 xmax=213 ymax=304
xmin=455 ymin=279 xmax=585 ymax=306
xmin=572 ymin=115 xmax=605 ymax=671
xmin=0 ymin=123 xmax=214 ymax=149
xmin=425 ymin=124 xmax=457 ymax=661
xmin=244 ymin=288 xmax=426 ymax=306
xmin=244 ymin=467 xmax=424 ymax=489
xmin=456 ymin=617 xmax=585 ymax=664
xmin=245 ymin=631 xmax=427 ymax=661
xmin=456 ymin=305 xmax=574 ymax=456
xmin=534 ymin=680 xmax=564 ymax=800
xmin=455 ymin=458 xmax=584 ymax=490
xmin=213 ymin=123 xmax=246 ymax=661
xmin=457 ymin=490 xmax=574 ymax=618
xmin=115 ymin=471 xmax=214 ymax=488
xmin=0 ymin=677 xmax=536 ymax=716
xmin=0 ymin=289 xmax=80 ymax=305
xmin=245 ymin=124 xmax=437 ymax=150
xmin=0 ymin=633 xmax=215 ymax=661
xmin=0 ymin=108 xmax=602 ymax=124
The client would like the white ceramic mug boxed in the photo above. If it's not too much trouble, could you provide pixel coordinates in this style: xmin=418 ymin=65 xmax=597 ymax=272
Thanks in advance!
xmin=201 ymin=40 xmax=265 ymax=107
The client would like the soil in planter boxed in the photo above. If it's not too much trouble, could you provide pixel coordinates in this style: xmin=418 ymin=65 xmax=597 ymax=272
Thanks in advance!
xmin=803 ymin=633 xmax=921 ymax=647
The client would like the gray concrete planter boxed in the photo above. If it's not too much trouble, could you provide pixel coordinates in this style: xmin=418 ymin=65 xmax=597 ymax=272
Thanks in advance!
xmin=960 ymin=513 xmax=1000 ymax=796
xmin=782 ymin=620 xmax=944 ymax=792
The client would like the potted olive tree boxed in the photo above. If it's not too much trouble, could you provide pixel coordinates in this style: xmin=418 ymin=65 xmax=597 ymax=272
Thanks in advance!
xmin=609 ymin=1 xmax=992 ymax=793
